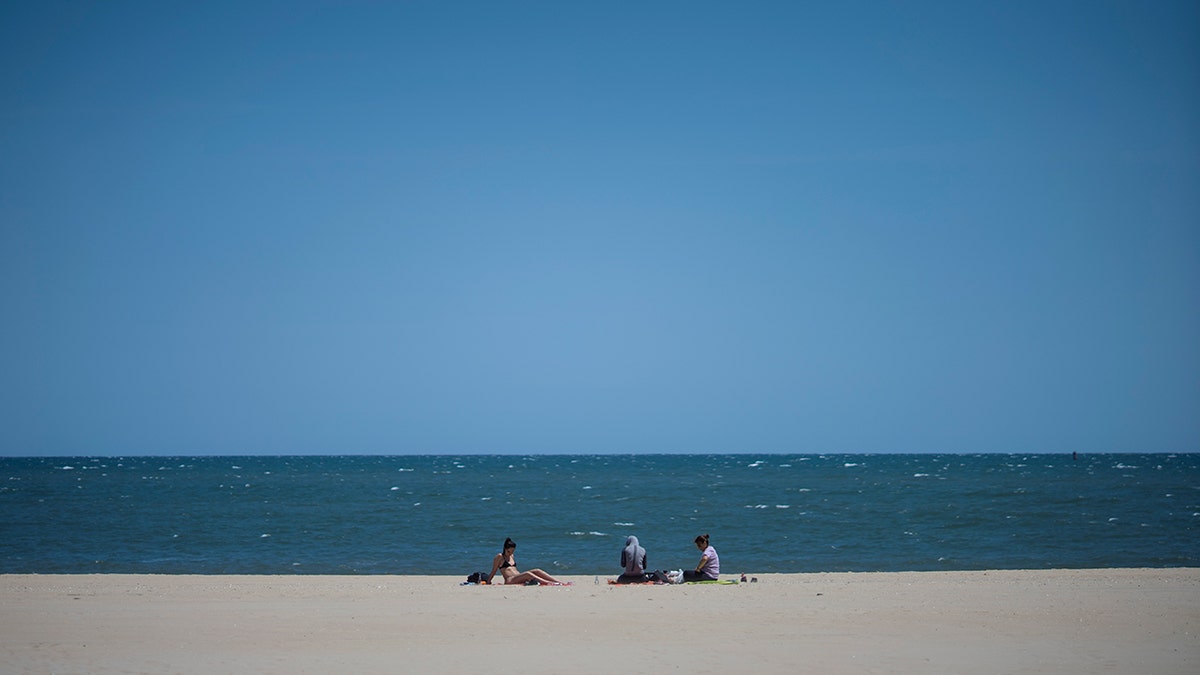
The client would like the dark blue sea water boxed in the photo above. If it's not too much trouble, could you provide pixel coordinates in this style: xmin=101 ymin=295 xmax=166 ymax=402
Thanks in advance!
xmin=1 ymin=454 xmax=1196 ymax=575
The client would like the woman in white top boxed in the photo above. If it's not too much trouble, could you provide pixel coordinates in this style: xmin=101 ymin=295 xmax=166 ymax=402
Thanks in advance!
xmin=681 ymin=533 xmax=719 ymax=582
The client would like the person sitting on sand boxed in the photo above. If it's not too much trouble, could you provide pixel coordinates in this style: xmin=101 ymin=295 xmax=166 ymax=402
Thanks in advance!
xmin=616 ymin=535 xmax=651 ymax=584
xmin=488 ymin=537 xmax=568 ymax=585
xmin=682 ymin=533 xmax=719 ymax=582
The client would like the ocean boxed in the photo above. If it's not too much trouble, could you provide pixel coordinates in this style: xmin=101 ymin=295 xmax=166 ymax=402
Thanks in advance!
xmin=1 ymin=453 xmax=1196 ymax=576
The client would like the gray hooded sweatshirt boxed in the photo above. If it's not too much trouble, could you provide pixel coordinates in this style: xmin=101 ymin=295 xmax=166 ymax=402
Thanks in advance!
xmin=621 ymin=536 xmax=646 ymax=575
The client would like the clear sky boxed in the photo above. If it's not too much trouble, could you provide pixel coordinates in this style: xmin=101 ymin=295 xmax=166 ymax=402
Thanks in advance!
xmin=2 ymin=1 xmax=1197 ymax=456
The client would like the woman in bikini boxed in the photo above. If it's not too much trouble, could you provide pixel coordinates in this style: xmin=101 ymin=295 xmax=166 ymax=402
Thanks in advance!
xmin=487 ymin=537 xmax=568 ymax=585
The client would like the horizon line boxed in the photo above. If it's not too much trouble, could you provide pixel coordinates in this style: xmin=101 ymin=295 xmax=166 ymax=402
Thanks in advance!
xmin=2 ymin=450 xmax=1194 ymax=459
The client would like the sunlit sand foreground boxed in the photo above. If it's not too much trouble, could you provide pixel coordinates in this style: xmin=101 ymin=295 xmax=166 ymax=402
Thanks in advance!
xmin=2 ymin=569 xmax=1196 ymax=674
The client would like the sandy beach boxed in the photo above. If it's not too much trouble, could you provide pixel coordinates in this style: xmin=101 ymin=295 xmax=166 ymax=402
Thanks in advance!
xmin=2 ymin=569 xmax=1196 ymax=674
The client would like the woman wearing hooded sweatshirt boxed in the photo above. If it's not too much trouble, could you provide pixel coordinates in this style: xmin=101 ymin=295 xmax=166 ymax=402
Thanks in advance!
xmin=616 ymin=535 xmax=651 ymax=584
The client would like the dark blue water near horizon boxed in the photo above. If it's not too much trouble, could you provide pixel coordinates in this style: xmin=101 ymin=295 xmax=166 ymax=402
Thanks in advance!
xmin=2 ymin=453 xmax=1196 ymax=575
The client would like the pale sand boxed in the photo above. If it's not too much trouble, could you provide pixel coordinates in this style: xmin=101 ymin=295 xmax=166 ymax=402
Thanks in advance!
xmin=2 ymin=569 xmax=1196 ymax=674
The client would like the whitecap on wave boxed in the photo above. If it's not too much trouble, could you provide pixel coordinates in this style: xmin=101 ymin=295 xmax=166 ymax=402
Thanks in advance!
xmin=567 ymin=531 xmax=609 ymax=537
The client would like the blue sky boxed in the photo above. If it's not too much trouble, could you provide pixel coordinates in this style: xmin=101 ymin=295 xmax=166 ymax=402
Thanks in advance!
xmin=2 ymin=1 xmax=1197 ymax=455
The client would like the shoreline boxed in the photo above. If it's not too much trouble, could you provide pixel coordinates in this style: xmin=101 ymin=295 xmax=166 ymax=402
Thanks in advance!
xmin=3 ymin=563 xmax=1197 ymax=576
xmin=3 ymin=569 xmax=1197 ymax=673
